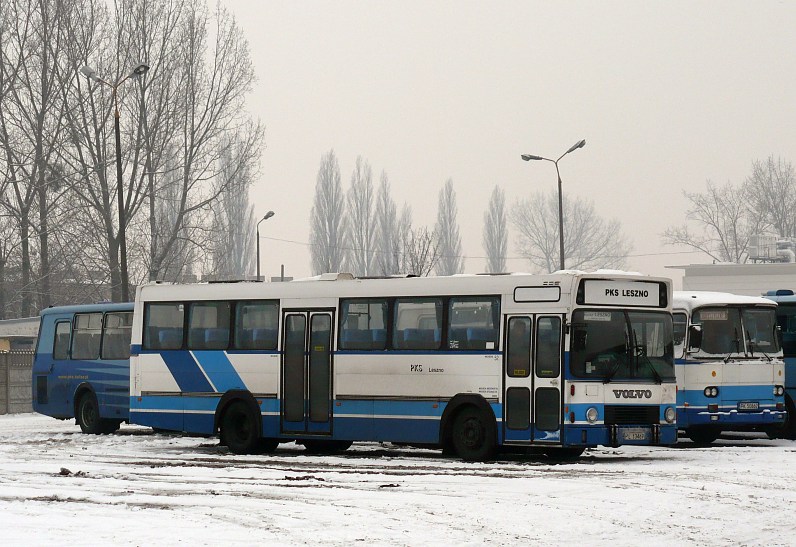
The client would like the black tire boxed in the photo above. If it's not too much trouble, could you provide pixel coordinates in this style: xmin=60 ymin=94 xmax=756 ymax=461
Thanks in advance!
xmin=302 ymin=439 xmax=352 ymax=454
xmin=545 ymin=447 xmax=585 ymax=461
xmin=686 ymin=427 xmax=720 ymax=445
xmin=220 ymin=401 xmax=261 ymax=454
xmin=781 ymin=395 xmax=796 ymax=440
xmin=451 ymin=406 xmax=497 ymax=462
xmin=77 ymin=392 xmax=119 ymax=434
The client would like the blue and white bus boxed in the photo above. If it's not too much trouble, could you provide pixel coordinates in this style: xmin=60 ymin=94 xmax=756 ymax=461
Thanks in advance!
xmin=761 ymin=289 xmax=796 ymax=439
xmin=32 ymin=303 xmax=134 ymax=433
xmin=129 ymin=271 xmax=678 ymax=461
xmin=672 ymin=292 xmax=786 ymax=444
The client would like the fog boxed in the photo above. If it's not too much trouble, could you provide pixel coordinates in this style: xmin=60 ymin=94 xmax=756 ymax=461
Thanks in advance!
xmin=224 ymin=1 xmax=796 ymax=286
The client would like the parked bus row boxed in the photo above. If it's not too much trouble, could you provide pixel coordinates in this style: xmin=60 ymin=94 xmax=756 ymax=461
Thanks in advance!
xmin=30 ymin=271 xmax=793 ymax=461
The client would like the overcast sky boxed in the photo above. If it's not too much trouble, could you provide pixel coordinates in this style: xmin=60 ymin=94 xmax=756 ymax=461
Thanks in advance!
xmin=223 ymin=1 xmax=796 ymax=287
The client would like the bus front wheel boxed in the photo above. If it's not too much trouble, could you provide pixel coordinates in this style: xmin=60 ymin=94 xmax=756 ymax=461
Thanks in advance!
xmin=451 ymin=406 xmax=497 ymax=462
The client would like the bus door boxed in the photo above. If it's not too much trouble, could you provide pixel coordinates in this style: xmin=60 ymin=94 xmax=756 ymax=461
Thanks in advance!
xmin=281 ymin=310 xmax=334 ymax=435
xmin=503 ymin=315 xmax=563 ymax=444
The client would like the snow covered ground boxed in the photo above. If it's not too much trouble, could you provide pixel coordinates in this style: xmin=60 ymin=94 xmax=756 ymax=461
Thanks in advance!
xmin=0 ymin=414 xmax=794 ymax=546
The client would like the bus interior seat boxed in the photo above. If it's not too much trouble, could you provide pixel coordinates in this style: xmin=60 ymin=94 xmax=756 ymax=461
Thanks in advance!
xmin=467 ymin=327 xmax=497 ymax=349
xmin=158 ymin=328 xmax=183 ymax=349
xmin=252 ymin=328 xmax=277 ymax=349
xmin=204 ymin=328 xmax=229 ymax=349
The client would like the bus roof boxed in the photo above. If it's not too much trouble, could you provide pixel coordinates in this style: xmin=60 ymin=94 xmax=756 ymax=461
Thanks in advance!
xmin=39 ymin=302 xmax=134 ymax=317
xmin=673 ymin=291 xmax=777 ymax=313
xmin=762 ymin=289 xmax=796 ymax=304
xmin=136 ymin=271 xmax=671 ymax=303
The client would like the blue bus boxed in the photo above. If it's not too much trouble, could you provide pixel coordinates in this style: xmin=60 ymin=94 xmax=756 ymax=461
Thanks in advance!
xmin=32 ymin=303 xmax=134 ymax=434
xmin=762 ymin=289 xmax=796 ymax=439
xmin=129 ymin=272 xmax=678 ymax=461
xmin=672 ymin=292 xmax=786 ymax=444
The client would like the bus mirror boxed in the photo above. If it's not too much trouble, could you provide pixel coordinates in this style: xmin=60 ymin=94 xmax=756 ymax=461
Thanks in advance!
xmin=776 ymin=325 xmax=783 ymax=347
xmin=688 ymin=324 xmax=702 ymax=351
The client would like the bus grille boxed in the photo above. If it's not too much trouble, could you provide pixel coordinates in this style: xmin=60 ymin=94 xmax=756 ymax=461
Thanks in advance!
xmin=604 ymin=405 xmax=658 ymax=425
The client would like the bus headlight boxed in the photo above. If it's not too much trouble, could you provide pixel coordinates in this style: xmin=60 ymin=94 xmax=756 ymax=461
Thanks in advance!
xmin=704 ymin=386 xmax=719 ymax=398
xmin=586 ymin=407 xmax=598 ymax=423
xmin=664 ymin=406 xmax=676 ymax=424
xmin=774 ymin=385 xmax=785 ymax=397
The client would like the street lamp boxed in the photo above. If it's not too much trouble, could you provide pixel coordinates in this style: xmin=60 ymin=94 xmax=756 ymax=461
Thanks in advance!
xmin=521 ymin=139 xmax=586 ymax=271
xmin=256 ymin=211 xmax=275 ymax=281
xmin=80 ymin=63 xmax=150 ymax=302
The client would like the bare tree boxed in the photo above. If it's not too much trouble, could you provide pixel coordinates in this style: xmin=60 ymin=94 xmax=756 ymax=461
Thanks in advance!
xmin=482 ymin=185 xmax=507 ymax=273
xmin=662 ymin=180 xmax=765 ymax=263
xmin=310 ymin=149 xmax=347 ymax=274
xmin=345 ymin=156 xmax=375 ymax=277
xmin=400 ymin=226 xmax=440 ymax=277
xmin=0 ymin=0 xmax=76 ymax=313
xmin=512 ymin=190 xmax=632 ymax=273
xmin=207 ymin=137 xmax=256 ymax=280
xmin=374 ymin=171 xmax=400 ymax=275
xmin=743 ymin=156 xmax=796 ymax=238
xmin=434 ymin=178 xmax=464 ymax=275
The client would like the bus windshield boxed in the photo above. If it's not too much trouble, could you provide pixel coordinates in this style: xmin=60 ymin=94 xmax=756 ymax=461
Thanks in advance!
xmin=570 ymin=309 xmax=675 ymax=382
xmin=692 ymin=306 xmax=780 ymax=358
xmin=775 ymin=303 xmax=796 ymax=357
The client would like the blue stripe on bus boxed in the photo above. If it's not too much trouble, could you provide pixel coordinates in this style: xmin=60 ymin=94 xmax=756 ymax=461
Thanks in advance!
xmin=192 ymin=351 xmax=245 ymax=392
xmin=160 ymin=351 xmax=214 ymax=392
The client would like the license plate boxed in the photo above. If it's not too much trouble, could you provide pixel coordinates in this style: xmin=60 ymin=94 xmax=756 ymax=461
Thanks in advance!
xmin=621 ymin=427 xmax=649 ymax=441
xmin=738 ymin=401 xmax=759 ymax=411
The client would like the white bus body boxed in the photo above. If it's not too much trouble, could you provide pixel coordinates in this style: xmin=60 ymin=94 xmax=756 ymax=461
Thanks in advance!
xmin=130 ymin=271 xmax=677 ymax=460
xmin=673 ymin=291 xmax=786 ymax=443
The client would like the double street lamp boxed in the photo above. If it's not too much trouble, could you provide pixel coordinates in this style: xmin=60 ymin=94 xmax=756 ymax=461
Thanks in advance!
xmin=521 ymin=139 xmax=586 ymax=271
xmin=80 ymin=63 xmax=150 ymax=302
xmin=256 ymin=211 xmax=275 ymax=281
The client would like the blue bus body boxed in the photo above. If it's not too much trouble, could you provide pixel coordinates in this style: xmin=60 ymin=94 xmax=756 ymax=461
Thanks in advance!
xmin=762 ymin=290 xmax=796 ymax=438
xmin=32 ymin=303 xmax=134 ymax=433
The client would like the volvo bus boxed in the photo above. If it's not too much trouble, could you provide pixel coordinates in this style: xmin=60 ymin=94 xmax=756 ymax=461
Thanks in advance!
xmin=129 ymin=271 xmax=678 ymax=461
xmin=672 ymin=292 xmax=786 ymax=444
xmin=761 ymin=289 xmax=796 ymax=438
xmin=32 ymin=303 xmax=134 ymax=433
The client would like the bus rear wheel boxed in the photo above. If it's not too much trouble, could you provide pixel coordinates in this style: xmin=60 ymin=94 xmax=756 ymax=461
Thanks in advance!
xmin=301 ymin=440 xmax=352 ymax=454
xmin=686 ymin=427 xmax=720 ymax=445
xmin=220 ymin=401 xmax=263 ymax=455
xmin=451 ymin=406 xmax=497 ymax=462
xmin=77 ymin=392 xmax=119 ymax=434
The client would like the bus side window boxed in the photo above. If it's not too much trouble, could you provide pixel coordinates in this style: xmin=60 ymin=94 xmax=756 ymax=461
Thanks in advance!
xmin=102 ymin=312 xmax=133 ymax=360
xmin=53 ymin=321 xmax=71 ymax=360
xmin=144 ymin=303 xmax=185 ymax=350
xmin=673 ymin=312 xmax=687 ymax=355
xmin=72 ymin=313 xmax=102 ymax=360
xmin=234 ymin=301 xmax=279 ymax=351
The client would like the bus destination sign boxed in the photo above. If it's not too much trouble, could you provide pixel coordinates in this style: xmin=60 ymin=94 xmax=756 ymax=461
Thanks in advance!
xmin=581 ymin=280 xmax=662 ymax=307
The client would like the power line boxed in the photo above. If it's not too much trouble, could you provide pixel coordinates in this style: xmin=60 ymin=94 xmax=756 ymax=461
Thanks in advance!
xmin=260 ymin=235 xmax=707 ymax=261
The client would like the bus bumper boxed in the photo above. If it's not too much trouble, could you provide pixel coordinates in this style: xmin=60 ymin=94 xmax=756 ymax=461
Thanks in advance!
xmin=563 ymin=423 xmax=677 ymax=447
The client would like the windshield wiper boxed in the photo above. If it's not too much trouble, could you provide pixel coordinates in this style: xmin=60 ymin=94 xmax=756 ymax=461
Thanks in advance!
xmin=724 ymin=327 xmax=741 ymax=363
xmin=602 ymin=330 xmax=630 ymax=384
xmin=633 ymin=329 xmax=663 ymax=384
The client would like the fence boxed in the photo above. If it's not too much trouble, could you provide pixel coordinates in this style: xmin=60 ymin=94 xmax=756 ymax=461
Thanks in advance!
xmin=0 ymin=351 xmax=34 ymax=414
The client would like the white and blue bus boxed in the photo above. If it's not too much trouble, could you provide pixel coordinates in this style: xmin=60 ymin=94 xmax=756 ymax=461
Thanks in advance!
xmin=32 ymin=303 xmax=134 ymax=433
xmin=672 ymin=292 xmax=786 ymax=444
xmin=761 ymin=289 xmax=796 ymax=439
xmin=129 ymin=271 xmax=677 ymax=461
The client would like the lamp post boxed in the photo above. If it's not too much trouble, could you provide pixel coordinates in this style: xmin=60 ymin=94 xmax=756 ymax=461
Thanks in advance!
xmin=521 ymin=139 xmax=586 ymax=271
xmin=256 ymin=211 xmax=275 ymax=281
xmin=80 ymin=63 xmax=150 ymax=302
